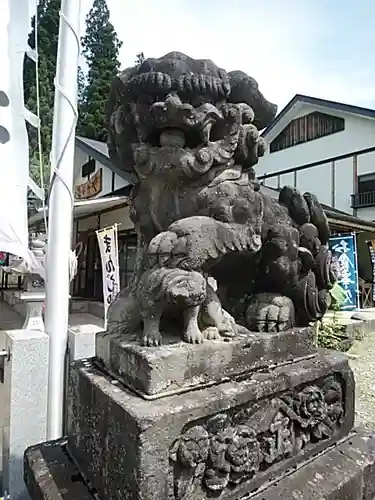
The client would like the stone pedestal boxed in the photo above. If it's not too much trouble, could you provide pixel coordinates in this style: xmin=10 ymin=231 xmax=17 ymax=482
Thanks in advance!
xmin=96 ymin=326 xmax=316 ymax=398
xmin=68 ymin=350 xmax=356 ymax=500
xmin=20 ymin=274 xmax=45 ymax=332
xmin=23 ymin=326 xmax=375 ymax=499
xmin=20 ymin=291 xmax=45 ymax=331
xmin=3 ymin=329 xmax=49 ymax=499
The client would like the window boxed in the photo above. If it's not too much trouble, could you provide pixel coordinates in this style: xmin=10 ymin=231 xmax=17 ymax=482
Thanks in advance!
xmin=358 ymin=173 xmax=375 ymax=194
xmin=270 ymin=112 xmax=345 ymax=153
xmin=351 ymin=173 xmax=375 ymax=209
xmin=81 ymin=157 xmax=96 ymax=178
xmin=73 ymin=230 xmax=138 ymax=298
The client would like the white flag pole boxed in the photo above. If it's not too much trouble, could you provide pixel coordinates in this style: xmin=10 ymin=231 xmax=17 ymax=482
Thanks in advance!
xmin=44 ymin=0 xmax=82 ymax=440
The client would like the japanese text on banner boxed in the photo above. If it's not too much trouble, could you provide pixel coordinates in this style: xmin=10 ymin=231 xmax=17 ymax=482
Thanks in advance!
xmin=96 ymin=225 xmax=120 ymax=327
xmin=366 ymin=240 xmax=375 ymax=302
xmin=328 ymin=233 xmax=359 ymax=311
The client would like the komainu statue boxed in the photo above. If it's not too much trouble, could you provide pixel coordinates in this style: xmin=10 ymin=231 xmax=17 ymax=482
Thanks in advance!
xmin=106 ymin=51 xmax=336 ymax=346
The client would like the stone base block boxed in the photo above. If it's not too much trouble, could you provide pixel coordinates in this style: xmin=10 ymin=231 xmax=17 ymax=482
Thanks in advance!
xmin=64 ymin=351 xmax=354 ymax=500
xmin=24 ymin=432 xmax=375 ymax=500
xmin=96 ymin=326 xmax=316 ymax=398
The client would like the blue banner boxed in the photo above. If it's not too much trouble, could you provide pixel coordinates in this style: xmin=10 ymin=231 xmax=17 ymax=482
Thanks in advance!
xmin=0 ymin=251 xmax=7 ymax=265
xmin=328 ymin=233 xmax=359 ymax=310
xmin=366 ymin=240 xmax=375 ymax=302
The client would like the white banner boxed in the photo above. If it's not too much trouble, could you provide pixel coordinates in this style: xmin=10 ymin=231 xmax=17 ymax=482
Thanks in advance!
xmin=96 ymin=224 xmax=120 ymax=328
xmin=0 ymin=0 xmax=34 ymax=267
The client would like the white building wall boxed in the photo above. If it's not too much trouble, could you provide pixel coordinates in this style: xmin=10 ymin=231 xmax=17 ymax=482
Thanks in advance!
xmin=76 ymin=206 xmax=134 ymax=232
xmin=356 ymin=151 xmax=375 ymax=222
xmin=73 ymin=145 xmax=127 ymax=199
xmin=279 ymin=172 xmax=295 ymax=188
xmin=100 ymin=206 xmax=133 ymax=229
xmin=295 ymin=163 xmax=333 ymax=208
xmin=357 ymin=207 xmax=375 ymax=221
xmin=257 ymin=105 xmax=375 ymax=220
xmin=258 ymin=105 xmax=375 ymax=177
xmin=114 ymin=174 xmax=127 ymax=191
xmin=357 ymin=150 xmax=375 ymax=176
xmin=333 ymin=158 xmax=353 ymax=214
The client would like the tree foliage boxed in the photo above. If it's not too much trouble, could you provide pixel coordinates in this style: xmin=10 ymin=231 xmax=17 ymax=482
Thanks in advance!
xmin=77 ymin=0 xmax=122 ymax=141
xmin=24 ymin=0 xmax=61 ymax=179
xmin=77 ymin=66 xmax=86 ymax=103
xmin=135 ymin=52 xmax=145 ymax=66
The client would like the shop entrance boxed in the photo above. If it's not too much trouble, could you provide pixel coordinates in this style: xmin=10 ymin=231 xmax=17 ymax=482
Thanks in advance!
xmin=85 ymin=234 xmax=103 ymax=301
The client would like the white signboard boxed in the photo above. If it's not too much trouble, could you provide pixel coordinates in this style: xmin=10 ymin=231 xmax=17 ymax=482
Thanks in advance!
xmin=96 ymin=225 xmax=120 ymax=328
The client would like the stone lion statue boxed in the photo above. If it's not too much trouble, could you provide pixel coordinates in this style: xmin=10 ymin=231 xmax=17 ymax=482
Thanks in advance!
xmin=105 ymin=51 xmax=336 ymax=346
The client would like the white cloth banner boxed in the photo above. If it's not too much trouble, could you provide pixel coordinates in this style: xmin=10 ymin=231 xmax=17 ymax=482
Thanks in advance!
xmin=0 ymin=0 xmax=33 ymax=266
xmin=96 ymin=225 xmax=120 ymax=328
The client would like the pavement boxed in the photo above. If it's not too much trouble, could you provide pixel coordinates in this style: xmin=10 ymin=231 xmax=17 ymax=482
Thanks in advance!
xmin=323 ymin=307 xmax=375 ymax=324
xmin=0 ymin=301 xmax=23 ymax=330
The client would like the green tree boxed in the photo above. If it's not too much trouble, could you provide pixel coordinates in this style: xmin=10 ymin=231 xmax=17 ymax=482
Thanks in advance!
xmin=77 ymin=66 xmax=86 ymax=103
xmin=135 ymin=52 xmax=145 ymax=66
xmin=29 ymin=160 xmax=50 ymax=194
xmin=24 ymin=0 xmax=61 ymax=180
xmin=77 ymin=0 xmax=122 ymax=140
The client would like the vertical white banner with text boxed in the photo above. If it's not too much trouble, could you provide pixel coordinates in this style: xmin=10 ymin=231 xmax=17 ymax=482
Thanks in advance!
xmin=96 ymin=224 xmax=120 ymax=328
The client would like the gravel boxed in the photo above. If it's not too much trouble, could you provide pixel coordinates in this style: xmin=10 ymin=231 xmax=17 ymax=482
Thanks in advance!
xmin=348 ymin=330 xmax=375 ymax=432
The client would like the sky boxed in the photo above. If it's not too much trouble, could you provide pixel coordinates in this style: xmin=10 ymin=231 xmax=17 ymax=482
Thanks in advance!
xmin=31 ymin=0 xmax=375 ymax=113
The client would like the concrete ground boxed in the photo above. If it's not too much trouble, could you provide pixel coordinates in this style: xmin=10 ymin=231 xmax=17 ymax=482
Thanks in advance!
xmin=0 ymin=301 xmax=23 ymax=330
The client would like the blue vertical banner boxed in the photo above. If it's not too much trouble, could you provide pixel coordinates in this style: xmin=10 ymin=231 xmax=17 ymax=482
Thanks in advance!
xmin=328 ymin=233 xmax=359 ymax=310
xmin=366 ymin=240 xmax=375 ymax=302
